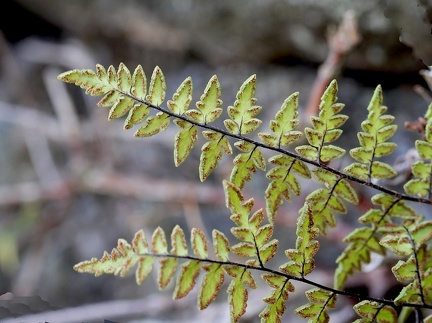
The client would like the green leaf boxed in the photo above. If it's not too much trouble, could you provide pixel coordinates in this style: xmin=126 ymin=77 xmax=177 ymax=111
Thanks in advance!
xmin=295 ymin=145 xmax=318 ymax=161
xmin=279 ymin=131 xmax=303 ymax=146
xmin=319 ymin=80 xmax=338 ymax=114
xmin=200 ymin=132 xmax=232 ymax=181
xmin=327 ymin=195 xmax=347 ymax=213
xmin=151 ymin=227 xmax=168 ymax=254
xmin=173 ymin=260 xmax=201 ymax=299
xmin=212 ymin=230 xmax=230 ymax=262
xmin=343 ymin=227 xmax=384 ymax=254
xmin=74 ymin=239 xmax=139 ymax=278
xmin=312 ymin=168 xmax=338 ymax=187
xmin=257 ymin=132 xmax=278 ymax=147
xmin=158 ymin=257 xmax=178 ymax=289
xmin=58 ymin=66 xmax=111 ymax=95
xmin=394 ymin=280 xmax=423 ymax=305
xmin=379 ymin=234 xmax=413 ymax=256
xmin=346 ymin=85 xmax=398 ymax=182
xmin=404 ymin=179 xmax=430 ymax=198
xmin=416 ymin=140 xmax=432 ymax=159
xmin=305 ymin=127 xmax=322 ymax=147
xmin=374 ymin=142 xmax=397 ymax=157
xmin=98 ymin=90 xmax=121 ymax=108
xmin=231 ymin=242 xmax=256 ymax=258
xmin=376 ymin=124 xmax=397 ymax=143
xmin=135 ymin=112 xmax=170 ymax=137
xmin=366 ymin=85 xmax=383 ymax=112
xmin=261 ymin=273 xmax=289 ymax=289
xmin=230 ymin=141 xmax=265 ymax=187
xmin=132 ymin=230 xmax=155 ymax=284
xmin=265 ymin=180 xmax=290 ymax=223
xmin=305 ymin=288 xmax=336 ymax=307
xmin=323 ymin=128 xmax=343 ymax=142
xmin=353 ymin=300 xmax=398 ymax=323
xmin=146 ymin=66 xmax=166 ymax=106
xmin=258 ymin=239 xmax=278 ymax=264
xmin=411 ymin=160 xmax=432 ymax=178
xmin=195 ymin=75 xmax=223 ymax=124
xmin=279 ymin=260 xmax=302 ymax=277
xmin=198 ymin=263 xmax=224 ymax=310
xmin=117 ymin=62 xmax=132 ymax=92
xmin=260 ymin=276 xmax=294 ymax=322
xmin=224 ymin=180 xmax=253 ymax=227
xmin=391 ymin=257 xmax=417 ymax=282
xmin=371 ymin=161 xmax=397 ymax=178
xmin=173 ymin=120 xmax=198 ymax=166
xmin=249 ymin=209 xmax=266 ymax=230
xmin=350 ymin=147 xmax=373 ymax=163
xmin=334 ymin=179 xmax=359 ymax=205
xmin=226 ymin=75 xmax=262 ymax=135
xmin=327 ymin=114 xmax=348 ymax=129
xmin=259 ymin=92 xmax=302 ymax=148
xmin=130 ymin=65 xmax=147 ymax=100
xmin=358 ymin=132 xmax=375 ymax=149
xmin=294 ymin=302 xmax=329 ymax=322
xmin=167 ymin=77 xmax=193 ymax=115
xmin=228 ymin=276 xmax=248 ymax=322
xmin=191 ymin=228 xmax=208 ymax=259
xmin=124 ymin=103 xmax=150 ymax=129
xmin=255 ymin=224 xmax=274 ymax=246
xmin=108 ymin=96 xmax=134 ymax=120
xmin=199 ymin=132 xmax=231 ymax=181
xmin=171 ymin=225 xmax=188 ymax=256
xmin=411 ymin=221 xmax=432 ymax=244
xmin=157 ymin=226 xmax=187 ymax=289
xmin=358 ymin=209 xmax=384 ymax=224
xmin=231 ymin=227 xmax=254 ymax=242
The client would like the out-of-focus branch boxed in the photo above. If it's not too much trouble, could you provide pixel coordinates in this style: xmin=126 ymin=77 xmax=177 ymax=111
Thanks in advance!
xmin=0 ymin=294 xmax=192 ymax=323
xmin=304 ymin=10 xmax=361 ymax=121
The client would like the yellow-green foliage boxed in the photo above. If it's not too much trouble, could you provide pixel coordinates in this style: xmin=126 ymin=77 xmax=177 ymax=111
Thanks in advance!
xmin=59 ymin=64 xmax=432 ymax=323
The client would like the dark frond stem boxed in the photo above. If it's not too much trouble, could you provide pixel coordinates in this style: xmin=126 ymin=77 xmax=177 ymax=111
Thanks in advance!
xmin=253 ymin=235 xmax=265 ymax=268
xmin=139 ymin=252 xmax=432 ymax=311
xmin=119 ymin=90 xmax=432 ymax=206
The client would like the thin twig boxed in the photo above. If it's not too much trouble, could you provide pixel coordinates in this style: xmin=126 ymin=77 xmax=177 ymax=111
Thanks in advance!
xmin=304 ymin=10 xmax=361 ymax=121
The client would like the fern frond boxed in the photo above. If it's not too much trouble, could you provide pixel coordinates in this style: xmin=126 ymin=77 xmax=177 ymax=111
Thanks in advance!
xmin=258 ymin=92 xmax=303 ymax=148
xmin=258 ymin=93 xmax=310 ymax=222
xmin=353 ymin=300 xmax=398 ymax=322
xmin=344 ymin=85 xmax=397 ymax=180
xmin=60 ymin=63 xmax=432 ymax=322
xmin=224 ymin=76 xmax=266 ymax=188
xmin=224 ymin=265 xmax=257 ymax=322
xmin=259 ymin=274 xmax=295 ymax=323
xmin=230 ymin=141 xmax=266 ymax=189
xmin=264 ymin=155 xmax=311 ymax=223
xmin=73 ymin=229 xmax=155 ymax=285
xmin=404 ymin=102 xmax=432 ymax=199
xmin=279 ymin=205 xmax=319 ymax=278
xmin=307 ymin=167 xmax=359 ymax=235
xmin=224 ymin=180 xmax=278 ymax=267
xmin=188 ymin=75 xmax=223 ymax=124
xmin=295 ymin=79 xmax=347 ymax=163
xmin=334 ymin=193 xmax=422 ymax=290
xmin=224 ymin=74 xmax=261 ymax=135
xmin=294 ymin=288 xmax=337 ymax=322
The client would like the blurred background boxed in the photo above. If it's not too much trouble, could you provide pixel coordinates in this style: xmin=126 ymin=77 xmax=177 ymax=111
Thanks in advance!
xmin=0 ymin=1 xmax=431 ymax=322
